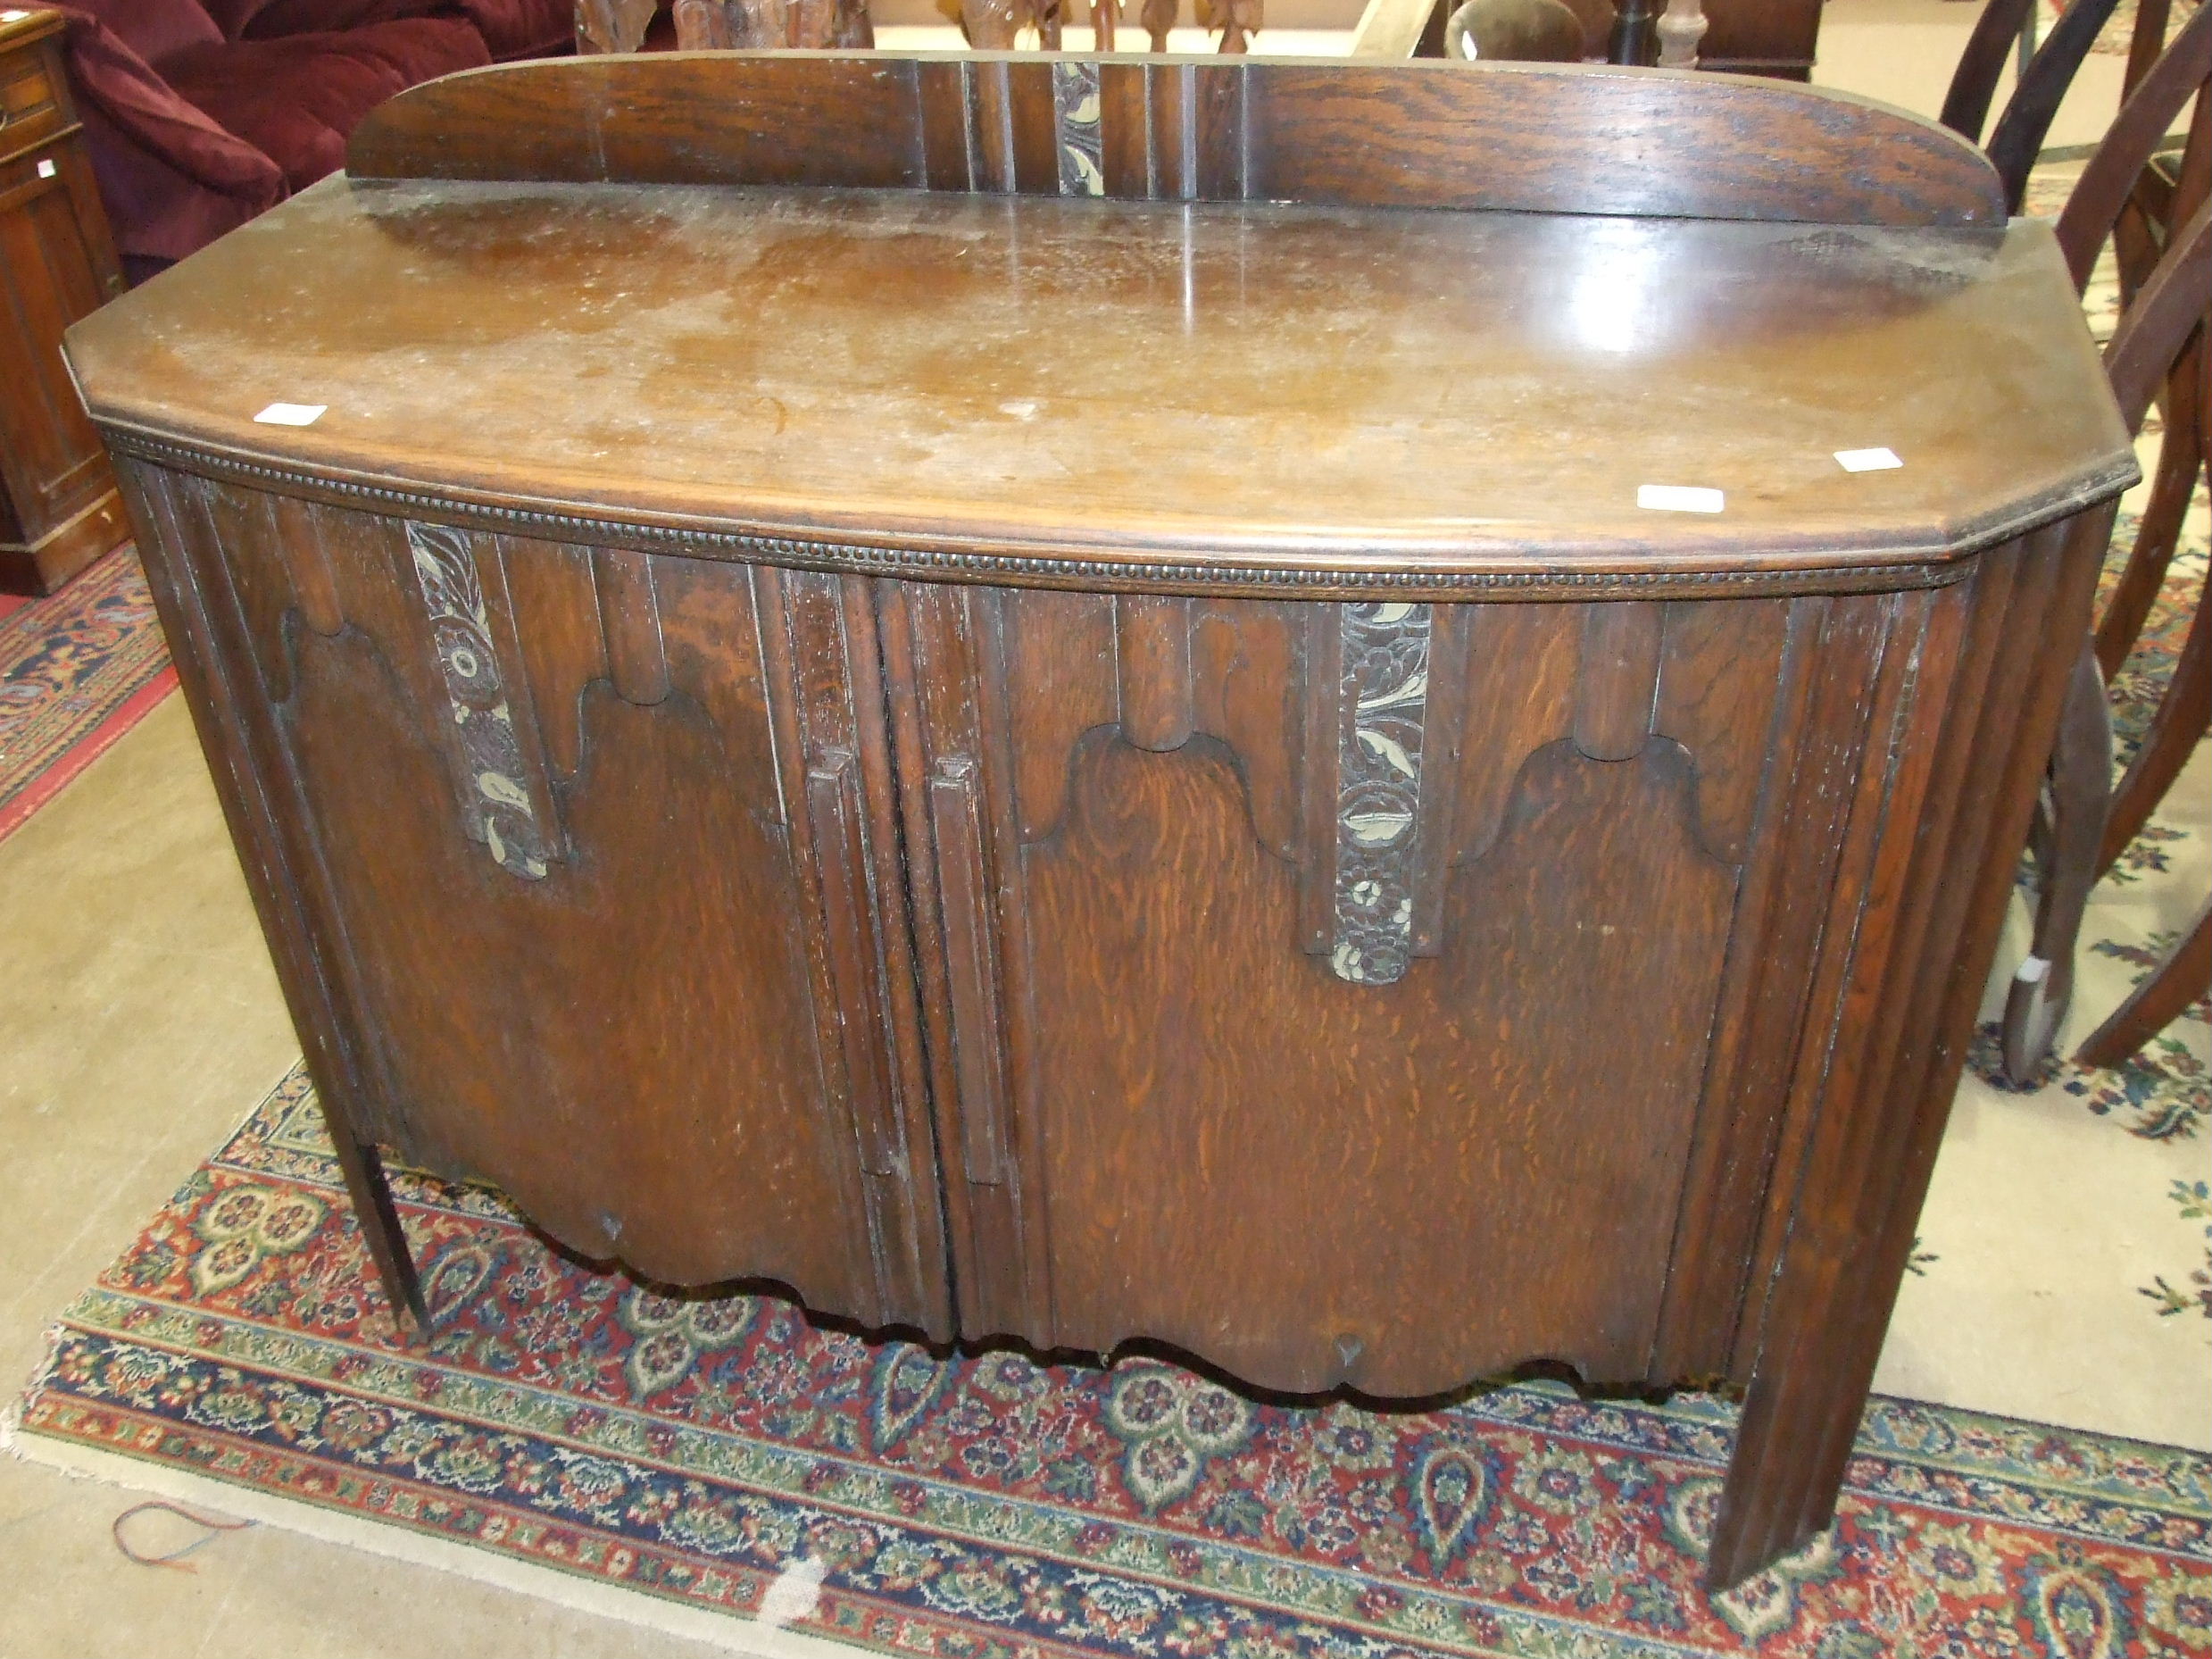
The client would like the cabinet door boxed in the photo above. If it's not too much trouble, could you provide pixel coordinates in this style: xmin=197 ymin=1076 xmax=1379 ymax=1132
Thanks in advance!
xmin=0 ymin=147 xmax=115 ymax=542
xmin=889 ymin=583 xmax=1913 ymax=1396
xmin=130 ymin=469 xmax=950 ymax=1337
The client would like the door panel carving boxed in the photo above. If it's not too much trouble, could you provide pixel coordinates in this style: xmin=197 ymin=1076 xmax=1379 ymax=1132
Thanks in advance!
xmin=891 ymin=581 xmax=1885 ymax=1395
xmin=151 ymin=475 xmax=949 ymax=1334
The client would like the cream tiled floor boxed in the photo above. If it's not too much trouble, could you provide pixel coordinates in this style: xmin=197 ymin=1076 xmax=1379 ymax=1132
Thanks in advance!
xmin=0 ymin=11 xmax=2185 ymax=1655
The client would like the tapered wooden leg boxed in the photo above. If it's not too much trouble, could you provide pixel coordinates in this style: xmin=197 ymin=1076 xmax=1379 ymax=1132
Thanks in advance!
xmin=2001 ymin=644 xmax=2111 ymax=1082
xmin=326 ymin=1129 xmax=429 ymax=1345
xmin=114 ymin=459 xmax=434 ymax=1347
xmin=1709 ymin=526 xmax=2100 ymax=1591
xmin=2075 ymin=898 xmax=2212 ymax=1067
xmin=2098 ymin=596 xmax=2211 ymax=872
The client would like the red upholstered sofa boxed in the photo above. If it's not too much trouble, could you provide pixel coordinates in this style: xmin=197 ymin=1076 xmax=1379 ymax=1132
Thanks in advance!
xmin=56 ymin=0 xmax=570 ymax=274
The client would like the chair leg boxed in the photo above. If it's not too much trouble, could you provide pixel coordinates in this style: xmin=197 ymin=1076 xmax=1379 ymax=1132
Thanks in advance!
xmin=2096 ymin=339 xmax=2204 ymax=679
xmin=2075 ymin=897 xmax=2212 ymax=1067
xmin=2098 ymin=593 xmax=2212 ymax=876
xmin=2001 ymin=643 xmax=2112 ymax=1084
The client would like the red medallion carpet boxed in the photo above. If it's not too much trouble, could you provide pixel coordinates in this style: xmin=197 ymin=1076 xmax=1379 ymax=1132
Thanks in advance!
xmin=14 ymin=1066 xmax=2212 ymax=1659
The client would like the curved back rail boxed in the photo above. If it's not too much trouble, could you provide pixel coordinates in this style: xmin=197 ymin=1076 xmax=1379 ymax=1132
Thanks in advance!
xmin=2056 ymin=0 xmax=2212 ymax=288
xmin=1939 ymin=0 xmax=2041 ymax=144
xmin=1942 ymin=0 xmax=2133 ymax=201
xmin=346 ymin=52 xmax=2006 ymax=226
xmin=1983 ymin=0 xmax=2132 ymax=206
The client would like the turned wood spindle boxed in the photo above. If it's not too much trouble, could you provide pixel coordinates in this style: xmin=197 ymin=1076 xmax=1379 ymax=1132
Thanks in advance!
xmin=1210 ymin=0 xmax=1259 ymax=51
xmin=1655 ymin=0 xmax=1705 ymax=67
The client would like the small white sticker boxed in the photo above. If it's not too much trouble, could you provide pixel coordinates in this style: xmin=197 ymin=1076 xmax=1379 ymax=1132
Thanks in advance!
xmin=2015 ymin=955 xmax=2050 ymax=984
xmin=254 ymin=402 xmax=327 ymax=427
xmin=35 ymin=159 xmax=55 ymax=179
xmin=1636 ymin=484 xmax=1725 ymax=514
xmin=1835 ymin=446 xmax=1903 ymax=472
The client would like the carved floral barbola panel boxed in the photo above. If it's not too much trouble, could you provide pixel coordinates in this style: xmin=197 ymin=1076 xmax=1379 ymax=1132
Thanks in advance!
xmin=1330 ymin=600 xmax=1433 ymax=984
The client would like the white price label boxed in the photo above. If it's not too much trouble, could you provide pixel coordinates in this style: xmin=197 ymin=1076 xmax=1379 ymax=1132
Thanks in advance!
xmin=253 ymin=403 xmax=327 ymax=427
xmin=1636 ymin=485 xmax=1725 ymax=514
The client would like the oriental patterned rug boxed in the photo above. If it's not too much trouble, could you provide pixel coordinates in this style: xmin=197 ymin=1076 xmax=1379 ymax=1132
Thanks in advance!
xmin=12 ymin=1066 xmax=2212 ymax=1659
xmin=0 ymin=545 xmax=176 ymax=845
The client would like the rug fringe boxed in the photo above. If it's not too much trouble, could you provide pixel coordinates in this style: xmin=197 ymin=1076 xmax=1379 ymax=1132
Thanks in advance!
xmin=0 ymin=1321 xmax=67 ymax=1457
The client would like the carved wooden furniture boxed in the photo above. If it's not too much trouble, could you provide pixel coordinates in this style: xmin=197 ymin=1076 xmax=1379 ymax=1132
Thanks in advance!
xmin=1943 ymin=0 xmax=2180 ymax=213
xmin=0 ymin=7 xmax=127 ymax=595
xmin=67 ymin=53 xmax=2135 ymax=1591
xmin=1653 ymin=0 xmax=1702 ymax=69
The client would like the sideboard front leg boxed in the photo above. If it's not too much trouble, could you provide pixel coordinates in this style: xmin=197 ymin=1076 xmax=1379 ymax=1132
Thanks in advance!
xmin=1705 ymin=1262 xmax=1862 ymax=1590
xmin=1706 ymin=521 xmax=2106 ymax=1591
xmin=114 ymin=459 xmax=442 ymax=1350
xmin=327 ymin=1130 xmax=429 ymax=1345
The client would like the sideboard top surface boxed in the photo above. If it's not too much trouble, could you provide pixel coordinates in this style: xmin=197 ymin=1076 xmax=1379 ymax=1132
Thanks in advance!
xmin=69 ymin=174 xmax=2133 ymax=583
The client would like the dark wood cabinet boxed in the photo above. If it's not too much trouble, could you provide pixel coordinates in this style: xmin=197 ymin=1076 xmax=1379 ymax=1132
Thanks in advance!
xmin=1701 ymin=0 xmax=1823 ymax=78
xmin=0 ymin=9 xmax=127 ymax=595
xmin=70 ymin=53 xmax=2133 ymax=1592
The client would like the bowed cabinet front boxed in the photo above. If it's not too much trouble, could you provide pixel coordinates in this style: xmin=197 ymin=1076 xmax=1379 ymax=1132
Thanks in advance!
xmin=126 ymin=451 xmax=2090 ymax=1421
xmin=77 ymin=46 xmax=2138 ymax=1595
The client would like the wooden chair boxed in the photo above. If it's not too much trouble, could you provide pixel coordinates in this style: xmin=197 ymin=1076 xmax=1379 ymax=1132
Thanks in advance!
xmin=1942 ymin=0 xmax=2121 ymax=208
xmin=1997 ymin=0 xmax=2211 ymax=1081
xmin=2075 ymin=204 xmax=2211 ymax=1067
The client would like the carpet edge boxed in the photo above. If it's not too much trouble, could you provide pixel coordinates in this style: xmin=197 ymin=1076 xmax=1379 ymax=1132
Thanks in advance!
xmin=6 ymin=1414 xmax=882 ymax=1659
xmin=0 ymin=664 xmax=180 ymax=846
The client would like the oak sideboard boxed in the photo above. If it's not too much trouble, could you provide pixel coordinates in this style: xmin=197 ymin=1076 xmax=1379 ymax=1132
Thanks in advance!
xmin=66 ymin=53 xmax=2136 ymax=1590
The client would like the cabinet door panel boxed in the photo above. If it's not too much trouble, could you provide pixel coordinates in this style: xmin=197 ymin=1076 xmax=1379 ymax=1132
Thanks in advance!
xmin=1022 ymin=729 xmax=1734 ymax=1392
xmin=146 ymin=471 xmax=948 ymax=1334
xmin=894 ymin=585 xmax=1890 ymax=1396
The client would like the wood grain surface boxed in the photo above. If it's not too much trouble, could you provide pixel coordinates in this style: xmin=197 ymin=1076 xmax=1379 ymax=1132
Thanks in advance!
xmin=71 ymin=182 xmax=2128 ymax=592
xmin=129 ymin=464 xmax=953 ymax=1336
xmin=350 ymin=54 xmax=1959 ymax=219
